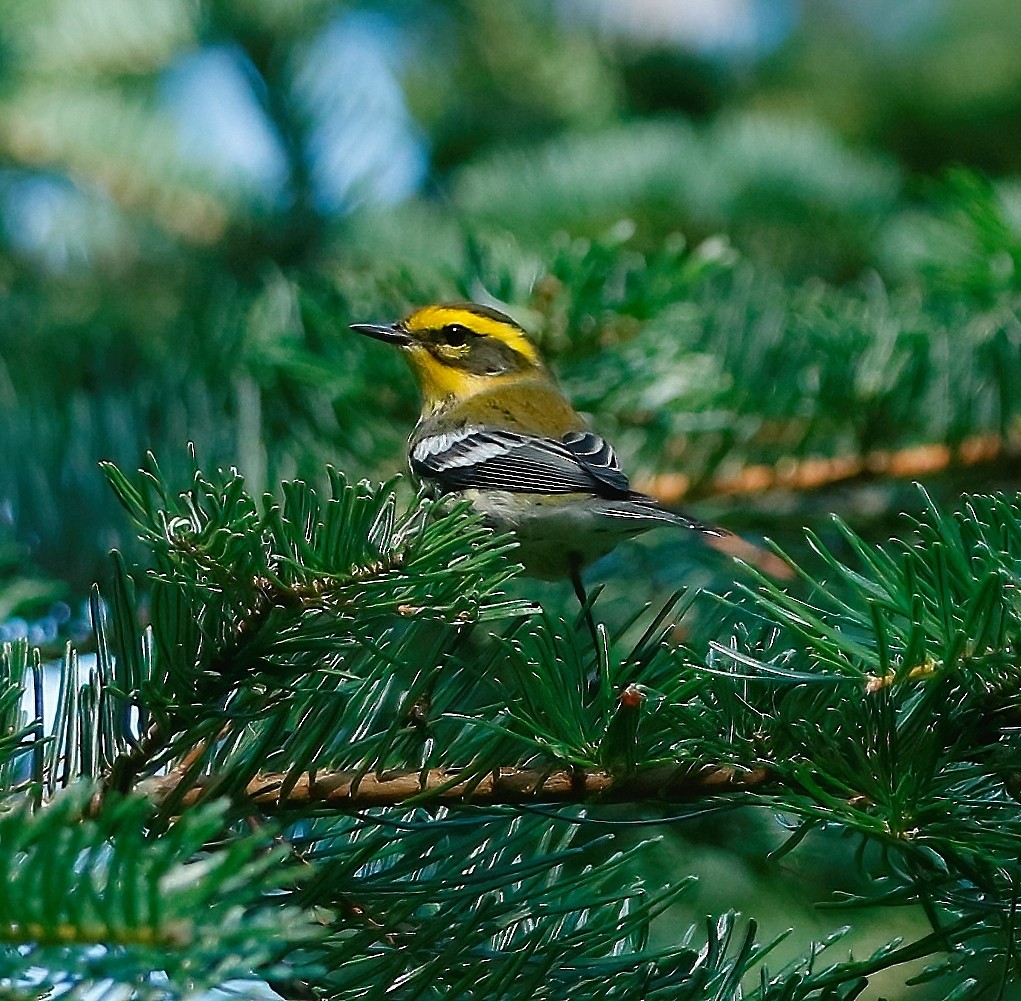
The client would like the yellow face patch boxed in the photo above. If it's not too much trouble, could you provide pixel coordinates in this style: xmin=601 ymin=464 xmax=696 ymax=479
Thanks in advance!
xmin=404 ymin=304 xmax=540 ymax=365
xmin=402 ymin=345 xmax=513 ymax=410
xmin=403 ymin=345 xmax=474 ymax=402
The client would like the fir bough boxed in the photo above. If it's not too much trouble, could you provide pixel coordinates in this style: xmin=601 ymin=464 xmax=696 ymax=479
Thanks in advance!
xmin=1 ymin=459 xmax=1019 ymax=997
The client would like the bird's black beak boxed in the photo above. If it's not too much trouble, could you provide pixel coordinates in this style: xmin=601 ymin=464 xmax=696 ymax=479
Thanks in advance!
xmin=350 ymin=322 xmax=413 ymax=347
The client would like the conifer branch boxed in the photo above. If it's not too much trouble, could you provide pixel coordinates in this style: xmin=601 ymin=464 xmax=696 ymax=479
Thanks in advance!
xmin=641 ymin=431 xmax=1014 ymax=502
xmin=142 ymin=762 xmax=774 ymax=813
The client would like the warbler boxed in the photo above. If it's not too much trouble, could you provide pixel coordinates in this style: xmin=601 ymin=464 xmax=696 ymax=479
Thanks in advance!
xmin=351 ymin=302 xmax=729 ymax=595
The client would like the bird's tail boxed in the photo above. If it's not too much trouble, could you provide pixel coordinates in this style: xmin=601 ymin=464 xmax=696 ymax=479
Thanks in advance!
xmin=626 ymin=493 xmax=794 ymax=580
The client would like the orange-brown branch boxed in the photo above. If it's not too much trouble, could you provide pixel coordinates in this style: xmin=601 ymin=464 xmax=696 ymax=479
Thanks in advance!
xmin=641 ymin=432 xmax=1011 ymax=503
xmin=143 ymin=762 xmax=774 ymax=813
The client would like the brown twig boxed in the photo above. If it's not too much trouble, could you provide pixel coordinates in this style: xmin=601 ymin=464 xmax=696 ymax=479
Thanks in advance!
xmin=865 ymin=660 xmax=940 ymax=694
xmin=640 ymin=432 xmax=1014 ymax=503
xmin=140 ymin=762 xmax=774 ymax=814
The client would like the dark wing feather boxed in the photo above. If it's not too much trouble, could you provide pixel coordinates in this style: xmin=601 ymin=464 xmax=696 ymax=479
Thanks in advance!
xmin=411 ymin=426 xmax=631 ymax=497
xmin=561 ymin=430 xmax=630 ymax=494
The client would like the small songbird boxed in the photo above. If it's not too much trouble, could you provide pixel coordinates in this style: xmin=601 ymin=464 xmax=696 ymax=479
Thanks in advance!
xmin=351 ymin=303 xmax=729 ymax=603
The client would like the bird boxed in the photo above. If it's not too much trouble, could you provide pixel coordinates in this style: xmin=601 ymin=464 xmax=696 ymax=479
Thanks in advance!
xmin=350 ymin=302 xmax=730 ymax=612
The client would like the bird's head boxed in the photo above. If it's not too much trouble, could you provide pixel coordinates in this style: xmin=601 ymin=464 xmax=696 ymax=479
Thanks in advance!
xmin=351 ymin=303 xmax=545 ymax=408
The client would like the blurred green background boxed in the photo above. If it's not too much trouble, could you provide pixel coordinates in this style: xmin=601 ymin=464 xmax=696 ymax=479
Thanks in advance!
xmin=2 ymin=1 xmax=1020 ymax=993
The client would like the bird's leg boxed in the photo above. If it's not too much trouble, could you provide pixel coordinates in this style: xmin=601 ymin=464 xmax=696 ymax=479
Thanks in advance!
xmin=569 ymin=561 xmax=598 ymax=643
xmin=569 ymin=558 xmax=605 ymax=701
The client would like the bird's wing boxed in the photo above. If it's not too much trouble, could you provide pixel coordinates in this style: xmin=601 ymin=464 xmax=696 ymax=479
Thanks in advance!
xmin=410 ymin=425 xmax=631 ymax=496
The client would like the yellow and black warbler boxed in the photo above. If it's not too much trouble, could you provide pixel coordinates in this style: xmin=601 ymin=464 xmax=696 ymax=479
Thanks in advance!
xmin=351 ymin=303 xmax=728 ymax=598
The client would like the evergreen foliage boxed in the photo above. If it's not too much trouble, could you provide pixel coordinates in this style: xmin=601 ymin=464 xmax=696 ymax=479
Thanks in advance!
xmin=0 ymin=788 xmax=320 ymax=998
xmin=2 ymin=2 xmax=1021 ymax=998
xmin=2 ymin=458 xmax=1020 ymax=996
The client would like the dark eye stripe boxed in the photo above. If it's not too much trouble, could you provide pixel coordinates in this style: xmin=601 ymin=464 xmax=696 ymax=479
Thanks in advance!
xmin=423 ymin=323 xmax=534 ymax=376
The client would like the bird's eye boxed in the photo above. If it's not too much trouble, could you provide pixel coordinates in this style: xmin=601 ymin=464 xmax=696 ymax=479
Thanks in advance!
xmin=441 ymin=324 xmax=470 ymax=347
